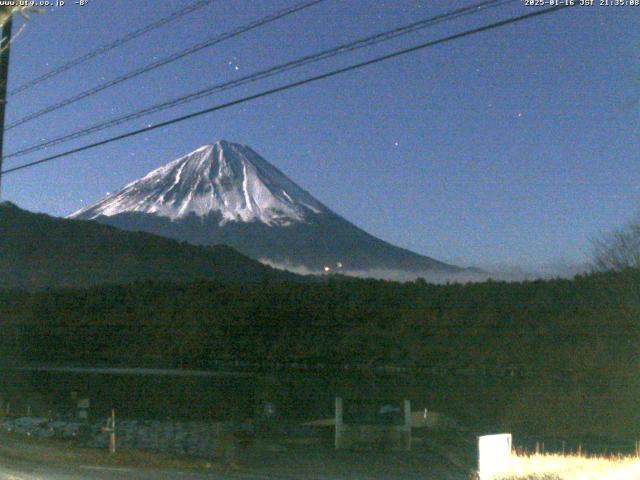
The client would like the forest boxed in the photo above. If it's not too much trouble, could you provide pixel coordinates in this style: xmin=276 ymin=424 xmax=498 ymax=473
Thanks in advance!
xmin=1 ymin=268 xmax=639 ymax=439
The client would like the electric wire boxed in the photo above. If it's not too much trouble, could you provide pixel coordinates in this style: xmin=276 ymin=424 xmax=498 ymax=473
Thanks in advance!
xmin=5 ymin=0 xmax=516 ymax=161
xmin=4 ymin=0 xmax=326 ymax=130
xmin=1 ymin=4 xmax=573 ymax=177
xmin=8 ymin=0 xmax=215 ymax=96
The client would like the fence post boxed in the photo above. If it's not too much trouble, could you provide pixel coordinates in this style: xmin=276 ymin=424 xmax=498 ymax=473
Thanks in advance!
xmin=334 ymin=397 xmax=343 ymax=450
xmin=109 ymin=409 xmax=116 ymax=454
xmin=403 ymin=399 xmax=412 ymax=451
xmin=102 ymin=409 xmax=116 ymax=454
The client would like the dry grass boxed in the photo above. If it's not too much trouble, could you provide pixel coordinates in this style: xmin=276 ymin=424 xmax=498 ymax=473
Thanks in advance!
xmin=495 ymin=452 xmax=640 ymax=480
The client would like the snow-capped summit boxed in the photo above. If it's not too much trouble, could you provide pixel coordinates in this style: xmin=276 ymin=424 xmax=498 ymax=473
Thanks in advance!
xmin=70 ymin=140 xmax=462 ymax=276
xmin=70 ymin=140 xmax=325 ymax=226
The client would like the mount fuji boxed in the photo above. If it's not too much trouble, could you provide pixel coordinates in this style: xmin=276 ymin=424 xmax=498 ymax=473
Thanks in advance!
xmin=69 ymin=140 xmax=462 ymax=276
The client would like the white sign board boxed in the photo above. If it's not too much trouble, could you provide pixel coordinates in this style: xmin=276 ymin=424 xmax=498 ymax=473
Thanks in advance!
xmin=478 ymin=433 xmax=512 ymax=480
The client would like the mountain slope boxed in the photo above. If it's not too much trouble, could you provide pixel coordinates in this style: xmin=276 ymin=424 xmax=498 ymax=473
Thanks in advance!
xmin=70 ymin=140 xmax=461 ymax=275
xmin=71 ymin=142 xmax=325 ymax=226
xmin=0 ymin=202 xmax=296 ymax=290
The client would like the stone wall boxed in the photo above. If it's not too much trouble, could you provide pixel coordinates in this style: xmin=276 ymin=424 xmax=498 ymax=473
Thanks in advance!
xmin=0 ymin=416 xmax=251 ymax=459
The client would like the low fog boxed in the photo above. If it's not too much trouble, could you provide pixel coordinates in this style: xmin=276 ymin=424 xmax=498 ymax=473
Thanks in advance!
xmin=260 ymin=259 xmax=590 ymax=284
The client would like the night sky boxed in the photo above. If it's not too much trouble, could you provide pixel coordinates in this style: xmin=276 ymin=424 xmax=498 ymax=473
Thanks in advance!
xmin=3 ymin=0 xmax=639 ymax=270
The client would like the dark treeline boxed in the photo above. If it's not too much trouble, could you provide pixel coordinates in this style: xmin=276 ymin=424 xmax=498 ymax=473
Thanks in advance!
xmin=1 ymin=269 xmax=639 ymax=438
xmin=0 ymin=202 xmax=297 ymax=290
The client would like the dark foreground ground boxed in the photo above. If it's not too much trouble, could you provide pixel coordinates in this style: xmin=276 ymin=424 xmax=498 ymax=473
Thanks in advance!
xmin=0 ymin=458 xmax=469 ymax=480
xmin=0 ymin=433 xmax=470 ymax=480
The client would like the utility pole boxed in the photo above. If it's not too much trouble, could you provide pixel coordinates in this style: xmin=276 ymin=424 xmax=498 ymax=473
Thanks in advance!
xmin=0 ymin=14 xmax=12 ymax=200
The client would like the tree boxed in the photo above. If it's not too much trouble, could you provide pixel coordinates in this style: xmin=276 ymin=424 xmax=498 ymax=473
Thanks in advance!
xmin=0 ymin=6 xmax=41 ymax=26
xmin=0 ymin=6 xmax=42 ymax=52
xmin=0 ymin=7 xmax=14 ymax=27
xmin=592 ymin=214 xmax=640 ymax=271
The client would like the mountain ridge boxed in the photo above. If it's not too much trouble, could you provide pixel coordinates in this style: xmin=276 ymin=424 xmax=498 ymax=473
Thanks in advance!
xmin=0 ymin=201 xmax=298 ymax=290
xmin=70 ymin=140 xmax=463 ymax=275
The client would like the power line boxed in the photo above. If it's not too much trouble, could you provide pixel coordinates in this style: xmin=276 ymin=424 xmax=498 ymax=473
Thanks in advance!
xmin=8 ymin=0 xmax=215 ymax=96
xmin=5 ymin=0 xmax=326 ymax=130
xmin=1 ymin=4 xmax=573 ymax=177
xmin=5 ymin=0 xmax=516 ymax=161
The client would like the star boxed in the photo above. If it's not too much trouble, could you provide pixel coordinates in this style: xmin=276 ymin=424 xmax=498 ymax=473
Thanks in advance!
xmin=227 ymin=58 xmax=240 ymax=71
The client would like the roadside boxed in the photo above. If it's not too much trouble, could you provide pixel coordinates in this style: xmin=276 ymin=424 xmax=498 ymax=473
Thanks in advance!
xmin=0 ymin=430 xmax=473 ymax=479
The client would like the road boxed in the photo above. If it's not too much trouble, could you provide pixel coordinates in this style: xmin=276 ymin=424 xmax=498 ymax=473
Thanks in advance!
xmin=0 ymin=429 xmax=468 ymax=480
xmin=0 ymin=459 xmax=294 ymax=480
xmin=0 ymin=450 xmax=467 ymax=480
